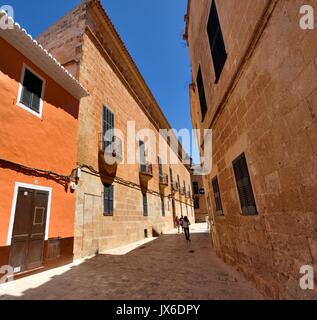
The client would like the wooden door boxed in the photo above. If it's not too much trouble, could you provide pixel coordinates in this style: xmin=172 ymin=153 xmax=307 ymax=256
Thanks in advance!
xmin=10 ymin=187 xmax=49 ymax=273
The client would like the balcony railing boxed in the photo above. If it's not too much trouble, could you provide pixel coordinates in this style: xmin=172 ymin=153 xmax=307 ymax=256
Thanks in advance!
xmin=180 ymin=187 xmax=186 ymax=196
xmin=140 ymin=162 xmax=153 ymax=177
xmin=159 ymin=174 xmax=169 ymax=186
xmin=171 ymin=181 xmax=179 ymax=192
xmin=186 ymin=191 xmax=191 ymax=198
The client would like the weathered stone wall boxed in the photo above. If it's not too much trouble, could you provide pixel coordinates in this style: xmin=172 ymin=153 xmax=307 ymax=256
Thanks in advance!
xmin=37 ymin=3 xmax=86 ymax=78
xmin=187 ymin=0 xmax=317 ymax=299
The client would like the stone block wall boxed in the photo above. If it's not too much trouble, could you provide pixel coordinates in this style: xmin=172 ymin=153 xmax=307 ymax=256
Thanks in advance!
xmin=187 ymin=0 xmax=317 ymax=298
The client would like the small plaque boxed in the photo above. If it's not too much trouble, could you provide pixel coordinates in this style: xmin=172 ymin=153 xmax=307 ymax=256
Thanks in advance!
xmin=14 ymin=267 xmax=21 ymax=273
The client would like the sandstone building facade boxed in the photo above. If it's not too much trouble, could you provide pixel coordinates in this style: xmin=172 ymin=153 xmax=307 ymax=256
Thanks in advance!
xmin=38 ymin=0 xmax=194 ymax=259
xmin=0 ymin=10 xmax=87 ymax=276
xmin=185 ymin=0 xmax=317 ymax=298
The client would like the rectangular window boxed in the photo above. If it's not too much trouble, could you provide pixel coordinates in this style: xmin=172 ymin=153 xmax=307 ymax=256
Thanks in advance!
xmin=161 ymin=198 xmax=165 ymax=217
xmin=18 ymin=66 xmax=44 ymax=115
xmin=212 ymin=176 xmax=224 ymax=216
xmin=158 ymin=156 xmax=163 ymax=181
xmin=177 ymin=175 xmax=181 ymax=192
xmin=193 ymin=182 xmax=199 ymax=195
xmin=207 ymin=0 xmax=227 ymax=83
xmin=233 ymin=153 xmax=258 ymax=216
xmin=194 ymin=197 xmax=200 ymax=209
xmin=104 ymin=184 xmax=114 ymax=216
xmin=196 ymin=66 xmax=208 ymax=120
xmin=140 ymin=141 xmax=146 ymax=173
xmin=103 ymin=106 xmax=114 ymax=150
xmin=142 ymin=193 xmax=148 ymax=217
xmin=169 ymin=166 xmax=174 ymax=186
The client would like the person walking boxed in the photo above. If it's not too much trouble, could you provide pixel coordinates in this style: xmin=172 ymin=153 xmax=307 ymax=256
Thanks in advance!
xmin=179 ymin=215 xmax=184 ymax=233
xmin=183 ymin=216 xmax=191 ymax=241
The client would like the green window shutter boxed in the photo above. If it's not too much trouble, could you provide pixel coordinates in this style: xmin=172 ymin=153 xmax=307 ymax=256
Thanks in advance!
xmin=207 ymin=0 xmax=228 ymax=83
xmin=103 ymin=106 xmax=114 ymax=150
xmin=233 ymin=153 xmax=257 ymax=215
xmin=212 ymin=176 xmax=224 ymax=216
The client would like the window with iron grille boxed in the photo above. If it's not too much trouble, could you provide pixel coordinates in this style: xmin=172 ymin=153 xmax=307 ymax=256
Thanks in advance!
xmin=212 ymin=176 xmax=224 ymax=216
xmin=207 ymin=0 xmax=227 ymax=83
xmin=19 ymin=67 xmax=44 ymax=114
xmin=103 ymin=106 xmax=114 ymax=150
xmin=194 ymin=197 xmax=200 ymax=209
xmin=104 ymin=184 xmax=114 ymax=216
xmin=142 ymin=193 xmax=148 ymax=216
xmin=161 ymin=198 xmax=165 ymax=217
xmin=196 ymin=66 xmax=208 ymax=120
xmin=232 ymin=153 xmax=258 ymax=215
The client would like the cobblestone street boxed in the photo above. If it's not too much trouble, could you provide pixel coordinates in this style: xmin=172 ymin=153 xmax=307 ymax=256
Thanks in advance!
xmin=0 ymin=224 xmax=263 ymax=300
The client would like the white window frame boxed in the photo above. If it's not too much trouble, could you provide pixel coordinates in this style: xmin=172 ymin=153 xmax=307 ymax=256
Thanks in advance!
xmin=7 ymin=182 xmax=52 ymax=246
xmin=16 ymin=63 xmax=46 ymax=119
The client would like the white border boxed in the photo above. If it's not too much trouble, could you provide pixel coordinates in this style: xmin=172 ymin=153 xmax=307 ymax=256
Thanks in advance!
xmin=16 ymin=63 xmax=46 ymax=119
xmin=7 ymin=182 xmax=52 ymax=246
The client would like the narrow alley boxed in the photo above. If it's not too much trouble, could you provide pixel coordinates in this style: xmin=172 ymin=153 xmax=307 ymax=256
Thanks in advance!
xmin=0 ymin=224 xmax=263 ymax=300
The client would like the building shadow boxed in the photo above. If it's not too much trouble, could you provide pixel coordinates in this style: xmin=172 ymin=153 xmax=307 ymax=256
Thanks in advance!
xmin=0 ymin=233 xmax=264 ymax=300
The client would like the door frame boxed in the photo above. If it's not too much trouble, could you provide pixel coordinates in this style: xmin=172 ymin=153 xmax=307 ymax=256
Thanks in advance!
xmin=7 ymin=182 xmax=52 ymax=246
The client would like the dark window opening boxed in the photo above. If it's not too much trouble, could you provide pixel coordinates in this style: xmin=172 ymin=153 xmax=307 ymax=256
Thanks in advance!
xmin=196 ymin=66 xmax=208 ymax=120
xmin=193 ymin=182 xmax=199 ymax=195
xmin=169 ymin=166 xmax=174 ymax=187
xmin=104 ymin=184 xmax=114 ymax=216
xmin=20 ymin=68 xmax=44 ymax=113
xmin=207 ymin=0 xmax=227 ymax=83
xmin=212 ymin=176 xmax=224 ymax=216
xmin=194 ymin=197 xmax=200 ymax=209
xmin=161 ymin=198 xmax=165 ymax=217
xmin=158 ymin=156 xmax=163 ymax=181
xmin=142 ymin=193 xmax=148 ymax=217
xmin=233 ymin=153 xmax=258 ymax=216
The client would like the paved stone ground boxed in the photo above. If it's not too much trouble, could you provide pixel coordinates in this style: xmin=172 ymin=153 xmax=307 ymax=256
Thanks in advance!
xmin=0 ymin=224 xmax=263 ymax=300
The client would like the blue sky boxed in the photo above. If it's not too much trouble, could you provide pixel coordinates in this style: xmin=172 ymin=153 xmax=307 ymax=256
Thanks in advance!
xmin=4 ymin=0 xmax=199 ymax=162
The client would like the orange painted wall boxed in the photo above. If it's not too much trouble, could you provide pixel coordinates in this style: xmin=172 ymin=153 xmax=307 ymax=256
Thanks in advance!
xmin=0 ymin=37 xmax=80 ymax=246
